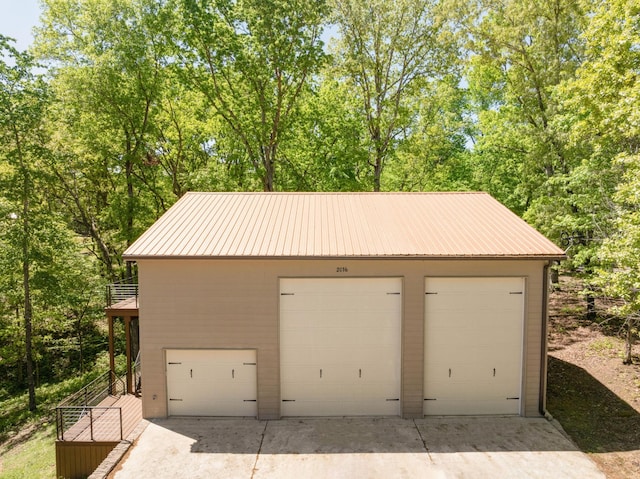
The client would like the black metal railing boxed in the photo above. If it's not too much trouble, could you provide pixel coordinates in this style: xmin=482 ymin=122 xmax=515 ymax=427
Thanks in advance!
xmin=106 ymin=278 xmax=138 ymax=307
xmin=56 ymin=370 xmax=126 ymax=441
xmin=55 ymin=406 xmax=123 ymax=441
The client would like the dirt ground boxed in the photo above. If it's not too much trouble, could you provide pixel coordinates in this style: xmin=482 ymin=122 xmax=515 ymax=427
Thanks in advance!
xmin=547 ymin=275 xmax=640 ymax=479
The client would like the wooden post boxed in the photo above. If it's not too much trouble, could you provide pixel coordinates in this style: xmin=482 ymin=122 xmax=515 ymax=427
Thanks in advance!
xmin=125 ymin=315 xmax=132 ymax=394
xmin=108 ymin=315 xmax=115 ymax=394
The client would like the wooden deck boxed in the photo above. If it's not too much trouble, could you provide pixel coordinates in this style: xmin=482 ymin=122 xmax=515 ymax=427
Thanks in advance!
xmin=105 ymin=296 xmax=139 ymax=315
xmin=60 ymin=394 xmax=142 ymax=442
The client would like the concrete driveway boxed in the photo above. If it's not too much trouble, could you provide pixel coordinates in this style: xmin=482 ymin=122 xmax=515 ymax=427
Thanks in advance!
xmin=112 ymin=417 xmax=605 ymax=479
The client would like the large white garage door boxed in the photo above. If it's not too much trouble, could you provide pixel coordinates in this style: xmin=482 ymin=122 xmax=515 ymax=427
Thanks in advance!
xmin=280 ymin=278 xmax=402 ymax=416
xmin=166 ymin=349 xmax=257 ymax=416
xmin=424 ymin=277 xmax=524 ymax=415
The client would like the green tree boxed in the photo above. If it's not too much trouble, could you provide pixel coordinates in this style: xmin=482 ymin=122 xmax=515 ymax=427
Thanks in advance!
xmin=0 ymin=35 xmax=107 ymax=404
xmin=278 ymin=77 xmax=370 ymax=191
xmin=331 ymin=0 xmax=458 ymax=191
xmin=463 ymin=0 xmax=586 ymax=215
xmin=0 ymin=36 xmax=51 ymax=411
xmin=384 ymin=74 xmax=472 ymax=191
xmin=175 ymin=0 xmax=329 ymax=191
xmin=596 ymin=156 xmax=640 ymax=364
xmin=36 ymin=0 xmax=185 ymax=278
xmin=574 ymin=0 xmax=640 ymax=359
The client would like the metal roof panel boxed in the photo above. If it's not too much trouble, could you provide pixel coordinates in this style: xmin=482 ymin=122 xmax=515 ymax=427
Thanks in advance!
xmin=123 ymin=192 xmax=565 ymax=259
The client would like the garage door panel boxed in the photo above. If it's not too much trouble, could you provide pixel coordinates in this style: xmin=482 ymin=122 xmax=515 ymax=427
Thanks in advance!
xmin=280 ymin=400 xmax=327 ymax=416
xmin=359 ymin=361 xmax=400 ymax=379
xmin=424 ymin=277 xmax=524 ymax=416
xmin=425 ymin=364 xmax=489 ymax=382
xmin=281 ymin=381 xmax=322 ymax=400
xmin=280 ymin=278 xmax=401 ymax=417
xmin=480 ymin=345 xmax=522 ymax=362
xmin=360 ymin=324 xmax=400 ymax=341
xmin=280 ymin=365 xmax=317 ymax=383
xmin=359 ymin=380 xmax=400 ymax=398
xmin=215 ymin=384 xmax=255 ymax=400
xmin=282 ymin=398 xmax=399 ymax=417
xmin=324 ymin=295 xmax=387 ymax=312
xmin=279 ymin=327 xmax=315 ymax=344
xmin=281 ymin=278 xmax=395 ymax=294
xmin=314 ymin=328 xmax=359 ymax=348
xmin=424 ymin=398 xmax=520 ymax=416
xmin=357 ymin=350 xmax=397 ymax=368
xmin=323 ymin=366 xmax=356 ymax=382
xmin=166 ymin=349 xmax=257 ymax=417
xmin=431 ymin=298 xmax=521 ymax=313
xmin=425 ymin=380 xmax=483 ymax=398
xmin=427 ymin=277 xmax=522 ymax=293
xmin=230 ymin=365 xmax=257 ymax=384
xmin=425 ymin=377 xmax=520 ymax=399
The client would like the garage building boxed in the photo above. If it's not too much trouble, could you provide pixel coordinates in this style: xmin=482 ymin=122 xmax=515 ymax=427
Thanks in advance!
xmin=123 ymin=192 xmax=564 ymax=419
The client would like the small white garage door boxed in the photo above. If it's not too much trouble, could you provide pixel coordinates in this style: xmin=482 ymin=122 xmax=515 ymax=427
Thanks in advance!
xmin=280 ymin=278 xmax=402 ymax=416
xmin=166 ymin=349 xmax=257 ymax=416
xmin=424 ymin=277 xmax=524 ymax=415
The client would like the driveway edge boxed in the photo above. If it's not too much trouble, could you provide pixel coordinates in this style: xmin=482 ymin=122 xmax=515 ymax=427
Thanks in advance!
xmin=89 ymin=419 xmax=150 ymax=479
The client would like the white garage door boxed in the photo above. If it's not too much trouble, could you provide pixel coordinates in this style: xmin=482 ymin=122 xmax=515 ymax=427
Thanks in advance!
xmin=280 ymin=278 xmax=402 ymax=416
xmin=424 ymin=277 xmax=524 ymax=415
xmin=166 ymin=349 xmax=257 ymax=416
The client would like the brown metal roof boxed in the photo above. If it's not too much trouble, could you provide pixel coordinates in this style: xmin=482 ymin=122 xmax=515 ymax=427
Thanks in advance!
xmin=123 ymin=192 xmax=565 ymax=259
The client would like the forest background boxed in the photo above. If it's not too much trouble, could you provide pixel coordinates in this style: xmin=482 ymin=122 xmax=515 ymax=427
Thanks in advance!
xmin=1 ymin=0 xmax=640 ymax=417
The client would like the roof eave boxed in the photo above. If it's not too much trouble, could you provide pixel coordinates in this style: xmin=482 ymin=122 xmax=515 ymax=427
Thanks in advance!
xmin=123 ymin=253 xmax=567 ymax=261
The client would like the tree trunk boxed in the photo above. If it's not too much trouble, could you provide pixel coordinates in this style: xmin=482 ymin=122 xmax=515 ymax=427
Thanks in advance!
xmin=15 ymin=123 xmax=36 ymax=412
xmin=586 ymin=294 xmax=596 ymax=321
xmin=550 ymin=261 xmax=559 ymax=285
xmin=262 ymin=146 xmax=275 ymax=192
xmin=623 ymin=318 xmax=634 ymax=365
xmin=373 ymin=145 xmax=384 ymax=192
xmin=372 ymin=132 xmax=384 ymax=192
xmin=22 ymin=176 xmax=36 ymax=412
xmin=77 ymin=315 xmax=84 ymax=374
xmin=263 ymin=168 xmax=274 ymax=192
xmin=373 ymin=160 xmax=382 ymax=192
xmin=51 ymin=168 xmax=116 ymax=279
xmin=126 ymin=152 xmax=135 ymax=279
xmin=584 ymin=256 xmax=595 ymax=321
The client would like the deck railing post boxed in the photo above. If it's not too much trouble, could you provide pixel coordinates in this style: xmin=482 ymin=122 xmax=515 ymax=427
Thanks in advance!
xmin=57 ymin=408 xmax=63 ymax=441
xmin=119 ymin=408 xmax=123 ymax=440
xmin=89 ymin=408 xmax=94 ymax=441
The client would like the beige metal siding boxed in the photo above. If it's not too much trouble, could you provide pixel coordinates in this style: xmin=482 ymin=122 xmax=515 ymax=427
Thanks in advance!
xmin=138 ymin=258 xmax=547 ymax=420
xmin=124 ymin=193 xmax=565 ymax=259
xmin=524 ymin=270 xmax=546 ymax=415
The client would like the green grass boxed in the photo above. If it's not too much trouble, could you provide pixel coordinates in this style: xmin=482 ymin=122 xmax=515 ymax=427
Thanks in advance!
xmin=0 ymin=380 xmax=86 ymax=479
xmin=0 ymin=355 xmax=126 ymax=478
xmin=588 ymin=337 xmax=619 ymax=356
xmin=559 ymin=305 xmax=583 ymax=315
xmin=0 ymin=423 xmax=56 ymax=479
xmin=0 ymin=372 xmax=101 ymax=443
